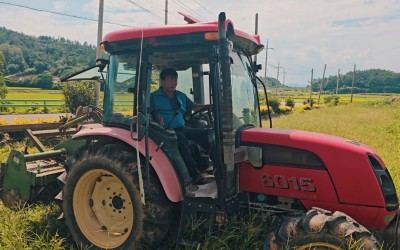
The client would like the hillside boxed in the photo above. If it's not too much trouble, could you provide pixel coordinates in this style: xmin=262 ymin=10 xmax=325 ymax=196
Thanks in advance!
xmin=0 ymin=27 xmax=95 ymax=88
xmin=0 ymin=27 xmax=399 ymax=93
xmin=312 ymin=69 xmax=400 ymax=94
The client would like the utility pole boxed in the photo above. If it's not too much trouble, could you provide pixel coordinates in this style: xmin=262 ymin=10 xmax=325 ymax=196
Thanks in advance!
xmin=350 ymin=64 xmax=356 ymax=103
xmin=282 ymin=68 xmax=286 ymax=98
xmin=263 ymin=39 xmax=269 ymax=86
xmin=309 ymin=68 xmax=313 ymax=106
xmin=276 ymin=63 xmax=280 ymax=96
xmin=164 ymin=0 xmax=168 ymax=25
xmin=95 ymin=0 xmax=104 ymax=108
xmin=263 ymin=40 xmax=274 ymax=87
xmin=318 ymin=64 xmax=326 ymax=104
xmin=336 ymin=68 xmax=340 ymax=95
xmin=254 ymin=13 xmax=258 ymax=64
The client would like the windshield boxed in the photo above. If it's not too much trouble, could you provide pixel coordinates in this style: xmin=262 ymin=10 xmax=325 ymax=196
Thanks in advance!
xmin=230 ymin=51 xmax=260 ymax=129
xmin=103 ymin=54 xmax=137 ymax=126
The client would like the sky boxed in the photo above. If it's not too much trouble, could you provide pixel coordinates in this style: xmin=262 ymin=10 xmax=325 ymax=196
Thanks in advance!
xmin=1 ymin=0 xmax=400 ymax=86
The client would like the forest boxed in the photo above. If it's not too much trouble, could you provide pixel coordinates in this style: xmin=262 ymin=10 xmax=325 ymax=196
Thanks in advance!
xmin=311 ymin=69 xmax=400 ymax=94
xmin=0 ymin=27 xmax=399 ymax=93
xmin=0 ymin=27 xmax=95 ymax=89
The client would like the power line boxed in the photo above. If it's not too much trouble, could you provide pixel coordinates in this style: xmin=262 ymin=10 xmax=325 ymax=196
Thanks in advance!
xmin=171 ymin=0 xmax=204 ymax=20
xmin=125 ymin=0 xmax=164 ymax=21
xmin=191 ymin=0 xmax=215 ymax=18
xmin=134 ymin=0 xmax=165 ymax=12
xmin=0 ymin=1 xmax=133 ymax=27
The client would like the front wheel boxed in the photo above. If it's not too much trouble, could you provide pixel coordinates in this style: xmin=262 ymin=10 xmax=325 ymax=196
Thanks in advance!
xmin=265 ymin=208 xmax=379 ymax=250
xmin=63 ymin=144 xmax=174 ymax=249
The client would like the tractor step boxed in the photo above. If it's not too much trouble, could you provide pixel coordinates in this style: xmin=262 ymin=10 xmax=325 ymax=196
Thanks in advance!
xmin=176 ymin=195 xmax=217 ymax=246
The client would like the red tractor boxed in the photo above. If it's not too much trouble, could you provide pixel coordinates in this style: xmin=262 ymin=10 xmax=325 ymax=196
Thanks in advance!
xmin=2 ymin=12 xmax=398 ymax=249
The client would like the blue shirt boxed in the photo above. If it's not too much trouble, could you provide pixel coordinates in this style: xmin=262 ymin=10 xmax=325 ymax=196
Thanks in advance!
xmin=150 ymin=87 xmax=195 ymax=129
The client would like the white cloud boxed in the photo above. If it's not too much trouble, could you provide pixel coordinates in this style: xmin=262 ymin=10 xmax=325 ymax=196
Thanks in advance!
xmin=0 ymin=5 xmax=98 ymax=44
xmin=53 ymin=2 xmax=66 ymax=12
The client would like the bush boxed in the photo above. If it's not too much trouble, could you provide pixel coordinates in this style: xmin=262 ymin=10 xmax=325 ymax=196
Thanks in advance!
xmin=324 ymin=95 xmax=340 ymax=106
xmin=62 ymin=81 xmax=95 ymax=114
xmin=268 ymin=97 xmax=280 ymax=114
xmin=303 ymin=98 xmax=314 ymax=106
xmin=259 ymin=105 xmax=271 ymax=118
xmin=278 ymin=106 xmax=292 ymax=114
xmin=33 ymin=72 xmax=53 ymax=89
xmin=285 ymin=97 xmax=295 ymax=108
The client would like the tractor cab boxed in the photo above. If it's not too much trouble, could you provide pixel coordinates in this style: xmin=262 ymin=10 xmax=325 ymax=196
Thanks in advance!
xmin=63 ymin=12 xmax=264 ymax=199
xmin=60 ymin=13 xmax=266 ymax=246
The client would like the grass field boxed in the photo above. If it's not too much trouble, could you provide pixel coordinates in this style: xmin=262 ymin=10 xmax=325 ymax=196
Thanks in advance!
xmin=0 ymin=91 xmax=399 ymax=248
xmin=271 ymin=87 xmax=397 ymax=104
xmin=6 ymin=87 xmax=64 ymax=99
xmin=267 ymin=100 xmax=400 ymax=186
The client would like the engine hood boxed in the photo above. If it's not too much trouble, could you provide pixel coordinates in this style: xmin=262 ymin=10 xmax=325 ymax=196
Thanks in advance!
xmin=239 ymin=127 xmax=388 ymax=208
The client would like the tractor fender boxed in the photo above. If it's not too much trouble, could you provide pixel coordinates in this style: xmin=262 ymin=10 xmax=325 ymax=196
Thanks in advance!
xmin=72 ymin=124 xmax=183 ymax=202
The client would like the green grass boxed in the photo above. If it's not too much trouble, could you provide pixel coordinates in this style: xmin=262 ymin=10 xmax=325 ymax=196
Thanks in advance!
xmin=265 ymin=100 xmax=400 ymax=186
xmin=6 ymin=87 xmax=64 ymax=100
xmin=0 ymin=98 xmax=399 ymax=249
xmin=0 ymin=203 xmax=69 ymax=249
xmin=0 ymin=140 xmax=72 ymax=249
xmin=269 ymin=87 xmax=397 ymax=104
xmin=1 ymin=87 xmax=135 ymax=114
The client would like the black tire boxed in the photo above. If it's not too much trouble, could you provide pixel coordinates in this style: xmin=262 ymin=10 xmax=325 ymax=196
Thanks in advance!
xmin=265 ymin=207 xmax=379 ymax=250
xmin=63 ymin=144 xmax=174 ymax=249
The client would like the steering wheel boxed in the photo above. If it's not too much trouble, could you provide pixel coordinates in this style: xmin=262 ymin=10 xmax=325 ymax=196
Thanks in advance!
xmin=187 ymin=105 xmax=213 ymax=128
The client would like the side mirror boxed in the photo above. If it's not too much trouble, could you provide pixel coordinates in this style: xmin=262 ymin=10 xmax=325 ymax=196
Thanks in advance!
xmin=130 ymin=112 xmax=146 ymax=141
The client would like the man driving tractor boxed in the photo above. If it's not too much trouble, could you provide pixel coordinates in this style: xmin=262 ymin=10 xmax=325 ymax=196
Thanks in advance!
xmin=150 ymin=68 xmax=210 ymax=185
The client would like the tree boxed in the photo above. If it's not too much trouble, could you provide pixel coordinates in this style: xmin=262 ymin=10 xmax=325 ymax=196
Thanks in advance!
xmin=62 ymin=81 xmax=95 ymax=114
xmin=0 ymin=27 xmax=96 ymax=81
xmin=312 ymin=69 xmax=400 ymax=94
xmin=33 ymin=72 xmax=53 ymax=89
xmin=0 ymin=52 xmax=8 ymax=99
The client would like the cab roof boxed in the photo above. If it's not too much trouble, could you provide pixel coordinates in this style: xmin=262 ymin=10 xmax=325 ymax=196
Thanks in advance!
xmin=102 ymin=14 xmax=263 ymax=55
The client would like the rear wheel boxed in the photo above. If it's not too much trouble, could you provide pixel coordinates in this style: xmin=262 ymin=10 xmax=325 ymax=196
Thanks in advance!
xmin=63 ymin=144 xmax=174 ymax=249
xmin=265 ymin=208 xmax=379 ymax=250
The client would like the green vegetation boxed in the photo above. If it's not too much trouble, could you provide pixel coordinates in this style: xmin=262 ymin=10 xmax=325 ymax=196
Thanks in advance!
xmin=313 ymin=69 xmax=400 ymax=94
xmin=258 ymin=68 xmax=400 ymax=94
xmin=6 ymin=87 xmax=63 ymax=99
xmin=1 ymin=27 xmax=399 ymax=94
xmin=61 ymin=81 xmax=96 ymax=114
xmin=0 ymin=27 xmax=95 ymax=89
xmin=0 ymin=87 xmax=66 ymax=114
xmin=0 ymin=202 xmax=68 ymax=249
xmin=268 ymin=100 xmax=400 ymax=186
xmin=0 ymin=51 xmax=7 ymax=98
xmin=258 ymin=88 xmax=397 ymax=108
xmin=0 ymin=99 xmax=399 ymax=248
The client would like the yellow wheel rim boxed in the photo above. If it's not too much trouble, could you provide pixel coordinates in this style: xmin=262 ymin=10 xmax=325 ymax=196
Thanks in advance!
xmin=297 ymin=242 xmax=343 ymax=250
xmin=73 ymin=169 xmax=134 ymax=249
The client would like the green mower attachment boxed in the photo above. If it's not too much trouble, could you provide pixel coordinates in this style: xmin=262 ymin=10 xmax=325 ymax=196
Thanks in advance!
xmin=0 ymin=149 xmax=66 ymax=209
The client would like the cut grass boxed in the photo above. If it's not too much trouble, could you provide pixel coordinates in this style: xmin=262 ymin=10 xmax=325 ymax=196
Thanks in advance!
xmin=0 ymin=203 xmax=70 ymax=249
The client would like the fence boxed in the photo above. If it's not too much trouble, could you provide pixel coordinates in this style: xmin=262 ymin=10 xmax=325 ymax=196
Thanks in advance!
xmin=0 ymin=99 xmax=64 ymax=109
xmin=0 ymin=99 xmax=133 ymax=109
